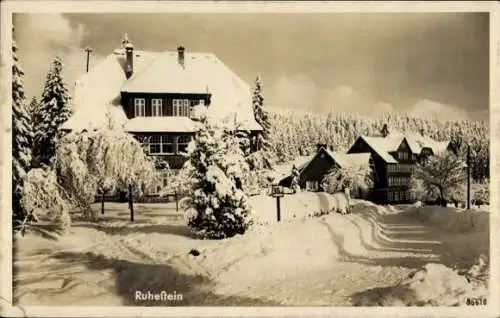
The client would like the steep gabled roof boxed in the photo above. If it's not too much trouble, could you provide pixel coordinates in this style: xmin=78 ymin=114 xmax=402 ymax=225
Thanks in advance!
xmin=61 ymin=48 xmax=261 ymax=132
xmin=357 ymin=136 xmax=401 ymax=163
xmin=354 ymin=130 xmax=451 ymax=163
xmin=296 ymin=147 xmax=372 ymax=181
xmin=272 ymin=154 xmax=315 ymax=181
xmin=404 ymin=131 xmax=450 ymax=155
xmin=325 ymin=150 xmax=371 ymax=169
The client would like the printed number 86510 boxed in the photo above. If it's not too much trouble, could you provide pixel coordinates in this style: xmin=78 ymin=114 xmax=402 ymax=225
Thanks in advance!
xmin=466 ymin=297 xmax=487 ymax=306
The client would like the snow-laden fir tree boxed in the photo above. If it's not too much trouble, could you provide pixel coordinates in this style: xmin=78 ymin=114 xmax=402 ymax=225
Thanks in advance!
xmin=251 ymin=75 xmax=275 ymax=168
xmin=12 ymin=38 xmax=34 ymax=231
xmin=28 ymin=96 xmax=39 ymax=120
xmin=186 ymin=118 xmax=253 ymax=239
xmin=33 ymin=56 xmax=72 ymax=168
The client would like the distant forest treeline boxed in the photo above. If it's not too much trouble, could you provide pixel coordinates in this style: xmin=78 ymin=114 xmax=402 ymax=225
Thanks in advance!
xmin=267 ymin=110 xmax=489 ymax=181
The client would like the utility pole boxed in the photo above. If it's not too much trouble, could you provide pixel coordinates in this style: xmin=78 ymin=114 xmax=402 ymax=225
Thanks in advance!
xmin=467 ymin=144 xmax=471 ymax=210
xmin=84 ymin=47 xmax=93 ymax=73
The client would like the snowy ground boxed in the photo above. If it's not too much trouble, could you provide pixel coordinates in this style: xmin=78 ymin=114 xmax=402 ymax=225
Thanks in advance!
xmin=13 ymin=194 xmax=489 ymax=306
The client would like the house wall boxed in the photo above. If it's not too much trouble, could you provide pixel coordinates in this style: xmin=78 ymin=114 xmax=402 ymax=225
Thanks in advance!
xmin=298 ymin=149 xmax=338 ymax=191
xmin=133 ymin=133 xmax=195 ymax=169
xmin=347 ymin=138 xmax=387 ymax=191
xmin=385 ymin=138 xmax=415 ymax=203
xmin=121 ymin=92 xmax=211 ymax=119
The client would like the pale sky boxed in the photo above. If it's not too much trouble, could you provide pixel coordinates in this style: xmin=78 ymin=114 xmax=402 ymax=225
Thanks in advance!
xmin=14 ymin=12 xmax=489 ymax=121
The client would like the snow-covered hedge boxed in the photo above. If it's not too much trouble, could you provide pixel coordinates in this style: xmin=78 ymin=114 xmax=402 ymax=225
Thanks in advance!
xmin=248 ymin=192 xmax=349 ymax=225
xmin=403 ymin=206 xmax=489 ymax=233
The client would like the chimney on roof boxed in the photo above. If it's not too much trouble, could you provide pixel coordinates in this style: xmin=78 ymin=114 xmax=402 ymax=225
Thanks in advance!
xmin=122 ymin=33 xmax=134 ymax=79
xmin=177 ymin=46 xmax=185 ymax=68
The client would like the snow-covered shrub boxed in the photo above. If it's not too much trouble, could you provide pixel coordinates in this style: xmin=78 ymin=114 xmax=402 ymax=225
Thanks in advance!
xmin=322 ymin=164 xmax=373 ymax=196
xmin=412 ymin=151 xmax=467 ymax=205
xmin=410 ymin=175 xmax=439 ymax=203
xmin=55 ymin=125 xmax=156 ymax=220
xmin=21 ymin=168 xmax=71 ymax=232
xmin=158 ymin=161 xmax=195 ymax=197
xmin=472 ymin=181 xmax=489 ymax=207
xmin=246 ymin=169 xmax=272 ymax=196
xmin=186 ymin=119 xmax=253 ymax=239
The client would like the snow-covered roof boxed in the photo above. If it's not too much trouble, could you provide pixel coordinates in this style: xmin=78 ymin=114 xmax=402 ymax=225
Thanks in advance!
xmin=272 ymin=155 xmax=315 ymax=181
xmin=356 ymin=130 xmax=450 ymax=163
xmin=299 ymin=147 xmax=371 ymax=176
xmin=62 ymin=47 xmax=261 ymax=132
xmin=325 ymin=150 xmax=371 ymax=169
xmin=124 ymin=117 xmax=200 ymax=133
xmin=359 ymin=136 xmax=402 ymax=163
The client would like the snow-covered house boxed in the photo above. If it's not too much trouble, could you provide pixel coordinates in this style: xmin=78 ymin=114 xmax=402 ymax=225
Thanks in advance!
xmin=347 ymin=128 xmax=455 ymax=203
xmin=278 ymin=144 xmax=372 ymax=194
xmin=278 ymin=127 xmax=455 ymax=204
xmin=61 ymin=34 xmax=262 ymax=197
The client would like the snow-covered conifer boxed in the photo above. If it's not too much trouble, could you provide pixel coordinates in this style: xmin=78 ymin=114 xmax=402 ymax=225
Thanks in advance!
xmin=252 ymin=75 xmax=275 ymax=167
xmin=186 ymin=118 xmax=252 ymax=239
xmin=33 ymin=56 xmax=72 ymax=168
xmin=12 ymin=38 xmax=33 ymax=230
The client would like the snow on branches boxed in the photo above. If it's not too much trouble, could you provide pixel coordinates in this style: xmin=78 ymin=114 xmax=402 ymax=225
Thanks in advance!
xmin=21 ymin=168 xmax=71 ymax=232
xmin=33 ymin=56 xmax=72 ymax=168
xmin=185 ymin=118 xmax=253 ymax=239
xmin=55 ymin=126 xmax=156 ymax=221
xmin=412 ymin=151 xmax=467 ymax=205
xmin=322 ymin=164 xmax=374 ymax=195
xmin=251 ymin=75 xmax=275 ymax=167
xmin=12 ymin=38 xmax=34 ymax=229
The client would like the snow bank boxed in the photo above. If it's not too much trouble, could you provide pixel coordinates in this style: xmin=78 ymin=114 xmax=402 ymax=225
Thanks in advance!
xmin=248 ymin=192 xmax=345 ymax=224
xmin=351 ymin=260 xmax=488 ymax=306
xmin=404 ymin=206 xmax=489 ymax=234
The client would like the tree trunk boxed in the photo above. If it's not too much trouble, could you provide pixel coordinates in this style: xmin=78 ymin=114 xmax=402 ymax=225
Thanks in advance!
xmin=129 ymin=184 xmax=134 ymax=222
xmin=439 ymin=187 xmax=446 ymax=207
xmin=101 ymin=191 xmax=105 ymax=215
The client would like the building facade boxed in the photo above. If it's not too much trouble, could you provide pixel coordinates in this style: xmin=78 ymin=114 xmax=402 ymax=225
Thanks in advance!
xmin=279 ymin=129 xmax=454 ymax=204
xmin=347 ymin=129 xmax=454 ymax=204
xmin=61 ymin=34 xmax=262 ymax=198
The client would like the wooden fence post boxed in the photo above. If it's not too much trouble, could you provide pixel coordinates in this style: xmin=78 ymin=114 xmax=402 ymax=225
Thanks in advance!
xmin=129 ymin=184 xmax=134 ymax=222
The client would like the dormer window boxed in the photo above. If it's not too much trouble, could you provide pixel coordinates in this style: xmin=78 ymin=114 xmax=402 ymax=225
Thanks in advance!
xmin=173 ymin=99 xmax=190 ymax=117
xmin=152 ymin=99 xmax=163 ymax=117
xmin=134 ymin=98 xmax=145 ymax=117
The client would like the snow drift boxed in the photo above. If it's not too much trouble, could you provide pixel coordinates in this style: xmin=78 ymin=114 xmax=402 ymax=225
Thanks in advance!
xmin=350 ymin=259 xmax=489 ymax=306
xmin=403 ymin=206 xmax=489 ymax=234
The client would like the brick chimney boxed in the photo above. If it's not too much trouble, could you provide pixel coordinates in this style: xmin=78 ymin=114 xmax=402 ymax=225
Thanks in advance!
xmin=177 ymin=46 xmax=185 ymax=68
xmin=122 ymin=33 xmax=134 ymax=79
